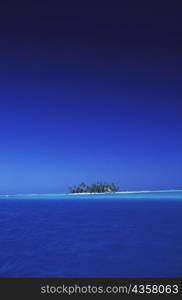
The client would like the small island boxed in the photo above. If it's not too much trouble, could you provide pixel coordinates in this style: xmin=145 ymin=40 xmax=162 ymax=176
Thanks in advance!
xmin=69 ymin=182 xmax=119 ymax=194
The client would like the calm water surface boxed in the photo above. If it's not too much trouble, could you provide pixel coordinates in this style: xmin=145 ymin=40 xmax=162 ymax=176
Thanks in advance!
xmin=0 ymin=194 xmax=182 ymax=277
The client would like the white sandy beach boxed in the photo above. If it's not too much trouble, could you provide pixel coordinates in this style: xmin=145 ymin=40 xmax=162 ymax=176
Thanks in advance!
xmin=68 ymin=189 xmax=181 ymax=195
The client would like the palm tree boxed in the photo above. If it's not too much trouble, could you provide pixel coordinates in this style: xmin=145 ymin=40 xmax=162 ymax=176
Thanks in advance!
xmin=68 ymin=182 xmax=120 ymax=193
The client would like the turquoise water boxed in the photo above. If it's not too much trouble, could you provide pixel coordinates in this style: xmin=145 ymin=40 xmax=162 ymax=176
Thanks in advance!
xmin=1 ymin=190 xmax=182 ymax=200
xmin=0 ymin=190 xmax=182 ymax=277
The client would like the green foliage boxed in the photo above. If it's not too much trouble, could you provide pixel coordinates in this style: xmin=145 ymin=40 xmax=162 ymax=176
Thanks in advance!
xmin=69 ymin=182 xmax=119 ymax=193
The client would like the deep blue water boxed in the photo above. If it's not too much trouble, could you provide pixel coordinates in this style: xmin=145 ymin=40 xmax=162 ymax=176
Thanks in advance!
xmin=0 ymin=192 xmax=182 ymax=277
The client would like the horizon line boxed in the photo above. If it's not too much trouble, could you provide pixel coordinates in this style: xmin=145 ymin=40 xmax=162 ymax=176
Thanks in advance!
xmin=1 ymin=189 xmax=182 ymax=196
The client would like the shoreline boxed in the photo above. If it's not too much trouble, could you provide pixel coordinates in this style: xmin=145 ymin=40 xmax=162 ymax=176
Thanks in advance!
xmin=67 ymin=191 xmax=151 ymax=195
xmin=0 ymin=189 xmax=182 ymax=197
xmin=67 ymin=189 xmax=182 ymax=195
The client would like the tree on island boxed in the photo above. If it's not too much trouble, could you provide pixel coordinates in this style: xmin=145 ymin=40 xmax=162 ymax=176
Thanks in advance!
xmin=69 ymin=182 xmax=119 ymax=193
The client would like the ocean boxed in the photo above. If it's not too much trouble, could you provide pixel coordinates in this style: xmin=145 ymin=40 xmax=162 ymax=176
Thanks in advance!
xmin=0 ymin=190 xmax=182 ymax=277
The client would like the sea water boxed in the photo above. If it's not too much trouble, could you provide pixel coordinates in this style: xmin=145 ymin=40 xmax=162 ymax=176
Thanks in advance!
xmin=0 ymin=190 xmax=182 ymax=277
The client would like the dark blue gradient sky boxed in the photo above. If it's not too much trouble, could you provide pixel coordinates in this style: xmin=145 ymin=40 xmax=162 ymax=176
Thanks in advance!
xmin=0 ymin=3 xmax=182 ymax=193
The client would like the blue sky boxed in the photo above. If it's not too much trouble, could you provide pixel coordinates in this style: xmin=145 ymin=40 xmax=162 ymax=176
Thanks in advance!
xmin=0 ymin=3 xmax=182 ymax=193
